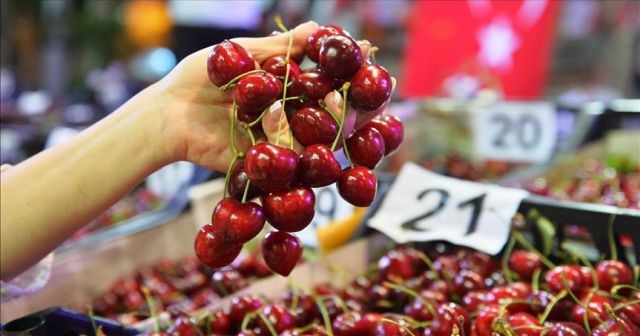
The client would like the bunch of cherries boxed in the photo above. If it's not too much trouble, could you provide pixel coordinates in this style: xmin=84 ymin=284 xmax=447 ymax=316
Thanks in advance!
xmin=194 ymin=24 xmax=402 ymax=277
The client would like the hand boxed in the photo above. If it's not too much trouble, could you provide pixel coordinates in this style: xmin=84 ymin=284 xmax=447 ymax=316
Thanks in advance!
xmin=154 ymin=21 xmax=394 ymax=173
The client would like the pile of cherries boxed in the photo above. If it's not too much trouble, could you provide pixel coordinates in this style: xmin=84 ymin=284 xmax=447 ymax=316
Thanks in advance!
xmin=420 ymin=153 xmax=522 ymax=182
xmin=195 ymin=24 xmax=402 ymax=276
xmin=87 ymin=253 xmax=271 ymax=324
xmin=160 ymin=236 xmax=639 ymax=335
xmin=526 ymin=159 xmax=640 ymax=209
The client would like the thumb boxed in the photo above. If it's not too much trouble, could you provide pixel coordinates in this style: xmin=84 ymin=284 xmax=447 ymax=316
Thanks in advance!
xmin=262 ymin=101 xmax=303 ymax=152
xmin=233 ymin=21 xmax=319 ymax=64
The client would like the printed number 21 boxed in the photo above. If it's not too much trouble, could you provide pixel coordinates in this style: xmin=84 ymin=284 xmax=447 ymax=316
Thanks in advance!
xmin=401 ymin=189 xmax=486 ymax=236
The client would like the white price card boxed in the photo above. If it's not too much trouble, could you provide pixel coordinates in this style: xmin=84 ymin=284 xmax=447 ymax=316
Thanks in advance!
xmin=297 ymin=184 xmax=355 ymax=247
xmin=367 ymin=162 xmax=528 ymax=255
xmin=471 ymin=101 xmax=557 ymax=163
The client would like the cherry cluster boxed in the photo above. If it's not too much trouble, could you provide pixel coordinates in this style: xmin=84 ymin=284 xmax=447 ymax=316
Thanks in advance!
xmin=162 ymin=242 xmax=638 ymax=336
xmin=194 ymin=24 xmax=402 ymax=276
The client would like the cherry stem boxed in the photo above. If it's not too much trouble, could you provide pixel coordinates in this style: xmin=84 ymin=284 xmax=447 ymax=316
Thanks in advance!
xmin=415 ymin=251 xmax=439 ymax=278
xmin=457 ymin=316 xmax=467 ymax=336
xmin=538 ymin=289 xmax=566 ymax=323
xmin=492 ymin=318 xmax=517 ymax=336
xmin=87 ymin=305 xmax=98 ymax=336
xmin=275 ymin=30 xmax=294 ymax=148
xmin=220 ymin=69 xmax=266 ymax=91
xmin=257 ymin=312 xmax=279 ymax=336
xmin=565 ymin=245 xmax=599 ymax=289
xmin=241 ymin=178 xmax=252 ymax=203
xmin=223 ymin=155 xmax=239 ymax=198
xmin=331 ymin=82 xmax=351 ymax=151
xmin=606 ymin=212 xmax=618 ymax=260
xmin=513 ymin=231 xmax=556 ymax=269
xmin=614 ymin=299 xmax=640 ymax=312
xmin=313 ymin=295 xmax=334 ymax=336
xmin=370 ymin=46 xmax=379 ymax=64
xmin=605 ymin=303 xmax=630 ymax=336
xmin=240 ymin=311 xmax=257 ymax=331
xmin=231 ymin=102 xmax=239 ymax=155
xmin=141 ymin=286 xmax=160 ymax=334
xmin=502 ymin=235 xmax=518 ymax=284
xmin=379 ymin=318 xmax=417 ymax=336
xmin=531 ymin=268 xmax=542 ymax=293
xmin=383 ymin=281 xmax=438 ymax=318
xmin=611 ymin=284 xmax=640 ymax=296
xmin=318 ymin=101 xmax=340 ymax=125
xmin=582 ymin=291 xmax=594 ymax=334
xmin=274 ymin=15 xmax=289 ymax=32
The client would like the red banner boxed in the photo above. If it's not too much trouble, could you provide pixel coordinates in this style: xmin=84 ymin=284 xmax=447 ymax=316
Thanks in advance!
xmin=401 ymin=0 xmax=559 ymax=99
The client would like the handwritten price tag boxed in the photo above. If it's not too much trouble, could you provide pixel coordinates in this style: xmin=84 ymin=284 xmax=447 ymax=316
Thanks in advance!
xmin=471 ymin=101 xmax=557 ymax=163
xmin=367 ymin=162 xmax=528 ymax=255
xmin=297 ymin=184 xmax=355 ymax=247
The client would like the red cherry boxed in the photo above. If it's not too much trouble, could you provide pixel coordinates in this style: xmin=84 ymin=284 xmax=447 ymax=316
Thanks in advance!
xmin=378 ymin=249 xmax=420 ymax=281
xmin=424 ymin=303 xmax=471 ymax=336
xmin=211 ymin=268 xmax=247 ymax=296
xmin=262 ymin=231 xmax=303 ymax=276
xmin=433 ymin=255 xmax=461 ymax=280
xmin=508 ymin=250 xmax=543 ymax=281
xmin=306 ymin=25 xmax=349 ymax=63
xmin=592 ymin=316 xmax=640 ymax=335
xmin=595 ymin=260 xmax=633 ymax=291
xmin=255 ymin=304 xmax=295 ymax=334
xmin=262 ymin=186 xmax=315 ymax=232
xmin=290 ymin=106 xmax=339 ymax=147
xmin=228 ymin=158 xmax=262 ymax=202
xmin=211 ymin=197 xmax=265 ymax=244
xmin=374 ymin=316 xmax=414 ymax=336
xmin=571 ymin=294 xmax=614 ymax=328
xmin=546 ymin=322 xmax=587 ymax=336
xmin=545 ymin=265 xmax=584 ymax=294
xmin=345 ymin=124 xmax=385 ymax=169
xmin=337 ymin=166 xmax=377 ymax=207
xmin=484 ymin=286 xmax=528 ymax=313
xmin=452 ymin=270 xmax=485 ymax=297
xmin=167 ymin=316 xmax=197 ymax=336
xmin=462 ymin=290 xmax=487 ymax=313
xmin=578 ymin=266 xmax=595 ymax=288
xmin=318 ymin=35 xmax=363 ymax=79
xmin=262 ymin=55 xmax=301 ymax=81
xmin=245 ymin=143 xmax=297 ymax=192
xmin=348 ymin=64 xmax=392 ymax=111
xmin=475 ymin=305 xmax=500 ymax=336
xmin=369 ymin=115 xmax=404 ymax=155
xmin=229 ymin=295 xmax=263 ymax=325
xmin=207 ymin=40 xmax=255 ymax=87
xmin=506 ymin=312 xmax=543 ymax=336
xmin=333 ymin=311 xmax=381 ymax=336
xmin=289 ymin=70 xmax=335 ymax=108
xmin=403 ymin=294 xmax=438 ymax=322
xmin=458 ymin=250 xmax=498 ymax=278
xmin=527 ymin=290 xmax=575 ymax=321
xmin=618 ymin=300 xmax=640 ymax=326
xmin=297 ymin=144 xmax=341 ymax=187
xmin=234 ymin=72 xmax=282 ymax=113
xmin=207 ymin=310 xmax=232 ymax=335
xmin=194 ymin=224 xmax=242 ymax=268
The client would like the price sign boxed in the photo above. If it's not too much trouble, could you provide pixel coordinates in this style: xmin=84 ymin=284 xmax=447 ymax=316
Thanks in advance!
xmin=471 ymin=101 xmax=557 ymax=163
xmin=367 ymin=162 xmax=528 ymax=255
xmin=297 ymin=184 xmax=355 ymax=247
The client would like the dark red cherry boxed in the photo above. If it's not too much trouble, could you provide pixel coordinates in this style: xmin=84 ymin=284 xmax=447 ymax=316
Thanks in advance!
xmin=228 ymin=158 xmax=262 ymax=202
xmin=452 ymin=270 xmax=485 ymax=297
xmin=424 ymin=303 xmax=471 ymax=336
xmin=262 ymin=231 xmax=302 ymax=276
xmin=262 ymin=55 xmax=301 ymax=81
xmin=337 ymin=166 xmax=377 ymax=207
xmin=571 ymin=294 xmax=614 ymax=328
xmin=290 ymin=106 xmax=339 ymax=146
xmin=349 ymin=64 xmax=392 ymax=111
xmin=318 ymin=35 xmax=363 ymax=79
xmin=333 ymin=311 xmax=381 ymax=336
xmin=262 ymin=186 xmax=315 ymax=232
xmin=527 ymin=290 xmax=575 ymax=320
xmin=506 ymin=312 xmax=543 ymax=336
xmin=474 ymin=305 xmax=500 ymax=336
xmin=345 ymin=125 xmax=385 ymax=169
xmin=288 ymin=71 xmax=334 ymax=108
xmin=374 ymin=316 xmax=414 ymax=336
xmin=369 ymin=115 xmax=404 ymax=155
xmin=592 ymin=316 xmax=640 ymax=335
xmin=207 ymin=310 xmax=232 ymax=335
xmin=207 ymin=40 xmax=255 ymax=87
xmin=545 ymin=265 xmax=583 ymax=293
xmin=234 ymin=72 xmax=282 ymax=113
xmin=229 ymin=295 xmax=263 ymax=325
xmin=618 ymin=300 xmax=640 ymax=326
xmin=484 ymin=285 xmax=528 ymax=313
xmin=211 ymin=197 xmax=265 ymax=244
xmin=245 ymin=143 xmax=297 ymax=192
xmin=508 ymin=250 xmax=543 ymax=281
xmin=306 ymin=25 xmax=349 ymax=63
xmin=211 ymin=268 xmax=247 ymax=296
xmin=595 ymin=260 xmax=633 ymax=291
xmin=378 ymin=249 xmax=420 ymax=281
xmin=546 ymin=322 xmax=587 ymax=336
xmin=255 ymin=304 xmax=295 ymax=334
xmin=167 ymin=316 xmax=196 ymax=336
xmin=297 ymin=144 xmax=341 ymax=187
xmin=462 ymin=290 xmax=487 ymax=313
xmin=194 ymin=224 xmax=242 ymax=268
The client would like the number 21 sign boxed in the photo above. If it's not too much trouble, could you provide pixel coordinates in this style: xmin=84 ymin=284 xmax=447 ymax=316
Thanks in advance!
xmin=367 ymin=163 xmax=528 ymax=255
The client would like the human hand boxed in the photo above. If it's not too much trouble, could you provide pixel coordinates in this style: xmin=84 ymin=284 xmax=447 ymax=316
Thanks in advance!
xmin=154 ymin=21 xmax=394 ymax=173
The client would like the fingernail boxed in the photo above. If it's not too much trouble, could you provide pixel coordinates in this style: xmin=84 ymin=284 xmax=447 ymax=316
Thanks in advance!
xmin=332 ymin=91 xmax=342 ymax=106
xmin=269 ymin=101 xmax=282 ymax=114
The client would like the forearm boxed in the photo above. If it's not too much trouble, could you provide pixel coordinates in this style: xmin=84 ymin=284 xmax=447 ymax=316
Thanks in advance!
xmin=0 ymin=84 xmax=172 ymax=281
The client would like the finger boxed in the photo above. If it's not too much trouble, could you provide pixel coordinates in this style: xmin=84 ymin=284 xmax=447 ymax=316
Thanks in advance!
xmin=324 ymin=90 xmax=356 ymax=140
xmin=262 ymin=101 xmax=303 ymax=152
xmin=233 ymin=21 xmax=319 ymax=64
xmin=358 ymin=40 xmax=372 ymax=61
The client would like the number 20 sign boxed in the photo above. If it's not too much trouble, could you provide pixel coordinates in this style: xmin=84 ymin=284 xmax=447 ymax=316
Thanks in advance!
xmin=367 ymin=163 xmax=528 ymax=255
xmin=471 ymin=101 xmax=557 ymax=164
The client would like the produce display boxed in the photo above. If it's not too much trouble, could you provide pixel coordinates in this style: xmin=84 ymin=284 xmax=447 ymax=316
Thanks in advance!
xmin=150 ymin=228 xmax=639 ymax=336
xmin=196 ymin=22 xmax=402 ymax=276
xmin=525 ymin=158 xmax=639 ymax=209
xmin=420 ymin=153 xmax=523 ymax=182
xmin=87 ymin=251 xmax=271 ymax=325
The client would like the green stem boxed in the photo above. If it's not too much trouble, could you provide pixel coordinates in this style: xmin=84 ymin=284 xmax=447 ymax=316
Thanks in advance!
xmin=538 ymin=290 xmax=567 ymax=324
xmin=220 ymin=69 xmax=266 ymax=91
xmin=87 ymin=305 xmax=98 ymax=336
xmin=331 ymin=82 xmax=351 ymax=151
xmin=223 ymin=155 xmax=239 ymax=199
xmin=258 ymin=312 xmax=279 ymax=336
xmin=313 ymin=295 xmax=334 ymax=336
xmin=141 ymin=286 xmax=160 ymax=333
xmin=274 ymin=15 xmax=289 ymax=32
xmin=531 ymin=268 xmax=542 ymax=293
xmin=605 ymin=303 xmax=630 ymax=336
xmin=513 ymin=232 xmax=556 ymax=269
xmin=611 ymin=284 xmax=640 ymax=296
xmin=502 ymin=235 xmax=518 ymax=284
xmin=607 ymin=213 xmax=618 ymax=260
xmin=565 ymin=245 xmax=599 ymax=289
xmin=230 ymin=102 xmax=239 ymax=155
xmin=379 ymin=318 xmax=416 ymax=336
xmin=240 ymin=311 xmax=257 ymax=331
